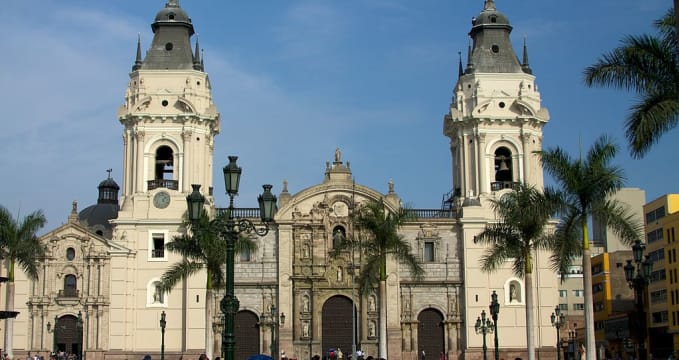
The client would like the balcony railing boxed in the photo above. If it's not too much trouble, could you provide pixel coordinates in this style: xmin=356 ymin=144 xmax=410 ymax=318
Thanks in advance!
xmin=58 ymin=289 xmax=79 ymax=298
xmin=407 ymin=209 xmax=456 ymax=219
xmin=151 ymin=248 xmax=165 ymax=258
xmin=490 ymin=181 xmax=519 ymax=191
xmin=148 ymin=179 xmax=179 ymax=191
xmin=216 ymin=208 xmax=261 ymax=219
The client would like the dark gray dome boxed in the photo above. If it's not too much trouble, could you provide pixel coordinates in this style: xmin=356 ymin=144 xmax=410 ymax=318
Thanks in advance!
xmin=472 ymin=8 xmax=510 ymax=28
xmin=78 ymin=203 xmax=118 ymax=238
xmin=79 ymin=174 xmax=120 ymax=238
xmin=152 ymin=1 xmax=194 ymax=35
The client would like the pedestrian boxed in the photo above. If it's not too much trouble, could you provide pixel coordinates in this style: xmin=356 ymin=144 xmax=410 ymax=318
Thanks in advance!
xmin=143 ymin=355 xmax=152 ymax=360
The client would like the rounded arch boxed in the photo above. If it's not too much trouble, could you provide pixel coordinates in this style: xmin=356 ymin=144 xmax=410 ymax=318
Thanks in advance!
xmin=322 ymin=295 xmax=357 ymax=357
xmin=234 ymin=310 xmax=260 ymax=360
xmin=417 ymin=308 xmax=445 ymax=359
xmin=146 ymin=278 xmax=167 ymax=307
xmin=504 ymin=278 xmax=524 ymax=305
xmin=53 ymin=314 xmax=82 ymax=355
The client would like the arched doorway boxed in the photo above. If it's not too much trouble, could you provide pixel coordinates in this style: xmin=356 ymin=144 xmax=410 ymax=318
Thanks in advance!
xmin=322 ymin=295 xmax=357 ymax=357
xmin=234 ymin=310 xmax=260 ymax=360
xmin=54 ymin=315 xmax=82 ymax=355
xmin=418 ymin=309 xmax=444 ymax=359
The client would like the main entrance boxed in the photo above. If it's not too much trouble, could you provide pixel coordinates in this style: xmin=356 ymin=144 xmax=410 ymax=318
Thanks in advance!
xmin=417 ymin=309 xmax=444 ymax=358
xmin=322 ymin=295 xmax=357 ymax=358
xmin=54 ymin=315 xmax=82 ymax=355
xmin=234 ymin=311 xmax=260 ymax=360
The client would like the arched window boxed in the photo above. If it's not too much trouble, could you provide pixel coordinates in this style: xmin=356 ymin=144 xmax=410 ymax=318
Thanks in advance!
xmin=491 ymin=146 xmax=514 ymax=191
xmin=154 ymin=146 xmax=174 ymax=180
xmin=63 ymin=275 xmax=77 ymax=297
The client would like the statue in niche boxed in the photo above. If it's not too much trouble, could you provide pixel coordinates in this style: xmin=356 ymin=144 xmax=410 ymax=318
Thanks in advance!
xmin=509 ymin=283 xmax=521 ymax=302
xmin=335 ymin=147 xmax=341 ymax=162
xmin=302 ymin=295 xmax=310 ymax=312
xmin=302 ymin=244 xmax=310 ymax=259
xmin=368 ymin=295 xmax=376 ymax=312
xmin=337 ymin=267 xmax=343 ymax=282
xmin=302 ymin=321 xmax=310 ymax=337
xmin=368 ymin=321 xmax=376 ymax=337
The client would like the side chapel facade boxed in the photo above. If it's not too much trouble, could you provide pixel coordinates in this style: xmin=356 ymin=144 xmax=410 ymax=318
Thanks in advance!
xmin=2 ymin=1 xmax=559 ymax=359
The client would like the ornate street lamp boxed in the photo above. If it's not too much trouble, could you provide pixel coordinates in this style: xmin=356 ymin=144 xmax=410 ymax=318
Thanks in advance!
xmin=551 ymin=306 xmax=566 ymax=360
xmin=160 ymin=311 xmax=167 ymax=360
xmin=186 ymin=156 xmax=277 ymax=360
xmin=475 ymin=310 xmax=494 ymax=360
xmin=47 ymin=316 xmax=58 ymax=354
xmin=489 ymin=291 xmax=500 ymax=360
xmin=268 ymin=304 xmax=286 ymax=360
xmin=624 ymin=240 xmax=653 ymax=360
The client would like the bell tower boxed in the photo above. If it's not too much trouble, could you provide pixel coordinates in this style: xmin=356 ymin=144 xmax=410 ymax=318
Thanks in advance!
xmin=443 ymin=0 xmax=549 ymax=203
xmin=445 ymin=1 xmax=558 ymax=355
xmin=109 ymin=1 xmax=217 ymax=353
xmin=117 ymin=0 xmax=219 ymax=218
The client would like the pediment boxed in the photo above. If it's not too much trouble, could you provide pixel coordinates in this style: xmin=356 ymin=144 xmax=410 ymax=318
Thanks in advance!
xmin=40 ymin=222 xmax=132 ymax=259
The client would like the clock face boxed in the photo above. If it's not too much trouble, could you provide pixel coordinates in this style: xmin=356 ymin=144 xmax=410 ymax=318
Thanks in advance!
xmin=153 ymin=191 xmax=171 ymax=209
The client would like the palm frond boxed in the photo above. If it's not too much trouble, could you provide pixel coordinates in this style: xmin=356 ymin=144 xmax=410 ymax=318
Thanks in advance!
xmin=160 ymin=259 xmax=204 ymax=293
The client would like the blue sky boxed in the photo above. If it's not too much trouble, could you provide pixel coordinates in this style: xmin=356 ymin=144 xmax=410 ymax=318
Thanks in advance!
xmin=1 ymin=0 xmax=675 ymax=229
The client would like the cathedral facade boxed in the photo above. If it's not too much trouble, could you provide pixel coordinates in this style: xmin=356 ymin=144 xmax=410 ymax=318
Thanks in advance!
xmin=2 ymin=1 xmax=559 ymax=360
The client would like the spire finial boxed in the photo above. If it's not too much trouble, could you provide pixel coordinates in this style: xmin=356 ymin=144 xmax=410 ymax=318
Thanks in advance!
xmin=521 ymin=36 xmax=532 ymax=74
xmin=465 ymin=38 xmax=474 ymax=72
xmin=132 ymin=34 xmax=143 ymax=71
xmin=484 ymin=0 xmax=496 ymax=11
xmin=193 ymin=35 xmax=203 ymax=71
xmin=458 ymin=51 xmax=464 ymax=77
xmin=107 ymin=168 xmax=113 ymax=179
xmin=200 ymin=49 xmax=205 ymax=70
xmin=166 ymin=0 xmax=180 ymax=7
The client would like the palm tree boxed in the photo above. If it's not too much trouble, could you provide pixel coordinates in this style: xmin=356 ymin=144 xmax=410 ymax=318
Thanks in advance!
xmin=583 ymin=9 xmax=679 ymax=158
xmin=332 ymin=200 xmax=423 ymax=359
xmin=474 ymin=183 xmax=557 ymax=360
xmin=159 ymin=211 xmax=258 ymax=359
xmin=0 ymin=206 xmax=47 ymax=358
xmin=536 ymin=135 xmax=642 ymax=360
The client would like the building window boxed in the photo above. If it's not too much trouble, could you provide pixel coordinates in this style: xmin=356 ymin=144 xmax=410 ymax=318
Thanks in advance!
xmin=648 ymin=249 xmax=664 ymax=262
xmin=647 ymin=228 xmax=663 ymax=244
xmin=593 ymin=283 xmax=604 ymax=293
xmin=491 ymin=146 xmax=515 ymax=191
xmin=424 ymin=242 xmax=435 ymax=262
xmin=66 ymin=248 xmax=75 ymax=261
xmin=240 ymin=248 xmax=251 ymax=262
xmin=573 ymin=303 xmax=585 ymax=311
xmin=559 ymin=290 xmax=568 ymax=297
xmin=62 ymin=274 xmax=77 ymax=297
xmin=152 ymin=233 xmax=165 ymax=258
xmin=646 ymin=206 xmax=666 ymax=223
xmin=592 ymin=264 xmax=603 ymax=275
xmin=651 ymin=311 xmax=668 ymax=324
xmin=573 ymin=289 xmax=584 ymax=297
xmin=558 ymin=303 xmax=568 ymax=311
xmin=594 ymin=302 xmax=604 ymax=312
xmin=651 ymin=289 xmax=667 ymax=304
xmin=651 ymin=269 xmax=667 ymax=282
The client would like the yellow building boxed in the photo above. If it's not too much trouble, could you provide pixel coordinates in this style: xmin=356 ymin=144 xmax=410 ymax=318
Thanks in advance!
xmin=659 ymin=201 xmax=679 ymax=354
xmin=643 ymin=194 xmax=679 ymax=356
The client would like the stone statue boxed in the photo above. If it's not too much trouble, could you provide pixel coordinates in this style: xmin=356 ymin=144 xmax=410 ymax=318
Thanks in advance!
xmin=302 ymin=295 xmax=310 ymax=312
xmin=510 ymin=283 xmax=518 ymax=302
xmin=368 ymin=321 xmax=376 ymax=337
xmin=302 ymin=321 xmax=310 ymax=337
xmin=335 ymin=147 xmax=341 ymax=162
xmin=369 ymin=295 xmax=376 ymax=312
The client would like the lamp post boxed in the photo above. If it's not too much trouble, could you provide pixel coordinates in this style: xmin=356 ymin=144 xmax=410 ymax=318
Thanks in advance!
xmin=475 ymin=310 xmax=494 ymax=360
xmin=624 ymin=240 xmax=653 ymax=360
xmin=47 ymin=316 xmax=58 ymax=354
xmin=186 ymin=156 xmax=277 ymax=360
xmin=160 ymin=311 xmax=166 ymax=360
xmin=551 ymin=306 xmax=566 ymax=360
xmin=489 ymin=291 xmax=500 ymax=360
xmin=76 ymin=311 xmax=83 ymax=360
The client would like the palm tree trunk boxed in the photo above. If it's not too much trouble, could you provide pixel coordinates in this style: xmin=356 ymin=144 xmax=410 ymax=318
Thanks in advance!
xmin=4 ymin=281 xmax=15 ymax=359
xmin=379 ymin=280 xmax=387 ymax=359
xmin=525 ymin=272 xmax=535 ymax=360
xmin=581 ymin=222 xmax=596 ymax=360
xmin=206 ymin=288 xmax=214 ymax=360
